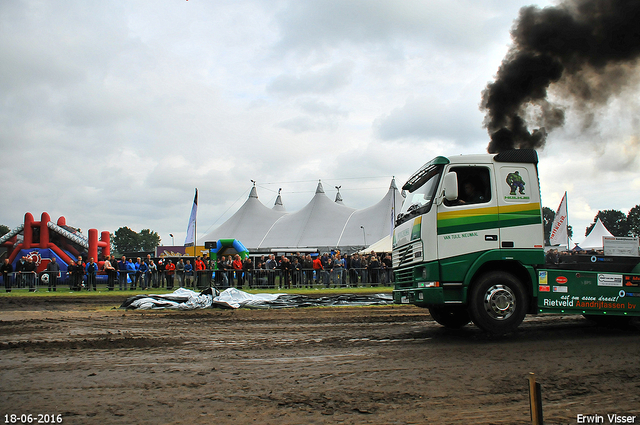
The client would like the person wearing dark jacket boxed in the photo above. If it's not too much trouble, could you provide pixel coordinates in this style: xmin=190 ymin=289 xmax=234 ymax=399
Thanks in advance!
xmin=85 ymin=257 xmax=98 ymax=291
xmin=46 ymin=257 xmax=61 ymax=291
xmin=23 ymin=257 xmax=37 ymax=291
xmin=1 ymin=259 xmax=13 ymax=292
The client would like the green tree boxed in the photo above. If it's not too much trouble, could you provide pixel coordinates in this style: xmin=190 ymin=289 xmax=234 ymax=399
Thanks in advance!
xmin=585 ymin=210 xmax=629 ymax=237
xmin=113 ymin=227 xmax=141 ymax=253
xmin=542 ymin=207 xmax=572 ymax=245
xmin=542 ymin=207 xmax=554 ymax=246
xmin=627 ymin=205 xmax=640 ymax=237
xmin=0 ymin=224 xmax=10 ymax=238
xmin=139 ymin=229 xmax=161 ymax=251
xmin=112 ymin=227 xmax=162 ymax=254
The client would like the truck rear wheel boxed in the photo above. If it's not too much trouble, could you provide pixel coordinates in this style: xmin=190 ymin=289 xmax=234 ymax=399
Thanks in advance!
xmin=469 ymin=271 xmax=528 ymax=335
xmin=428 ymin=306 xmax=470 ymax=329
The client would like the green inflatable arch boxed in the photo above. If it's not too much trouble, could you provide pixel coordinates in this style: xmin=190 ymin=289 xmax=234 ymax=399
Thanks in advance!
xmin=209 ymin=239 xmax=249 ymax=269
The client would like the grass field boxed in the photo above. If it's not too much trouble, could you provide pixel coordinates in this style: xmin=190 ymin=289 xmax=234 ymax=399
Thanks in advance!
xmin=0 ymin=285 xmax=393 ymax=298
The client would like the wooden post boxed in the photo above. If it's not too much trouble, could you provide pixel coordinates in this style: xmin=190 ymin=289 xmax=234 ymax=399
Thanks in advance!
xmin=528 ymin=372 xmax=543 ymax=425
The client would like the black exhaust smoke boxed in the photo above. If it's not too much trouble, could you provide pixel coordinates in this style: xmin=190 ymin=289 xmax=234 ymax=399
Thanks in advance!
xmin=481 ymin=0 xmax=640 ymax=153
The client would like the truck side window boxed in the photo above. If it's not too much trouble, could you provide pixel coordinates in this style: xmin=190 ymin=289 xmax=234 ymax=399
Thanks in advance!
xmin=449 ymin=167 xmax=491 ymax=206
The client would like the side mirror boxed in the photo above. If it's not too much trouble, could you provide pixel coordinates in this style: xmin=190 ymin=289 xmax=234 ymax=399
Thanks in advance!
xmin=443 ymin=172 xmax=458 ymax=201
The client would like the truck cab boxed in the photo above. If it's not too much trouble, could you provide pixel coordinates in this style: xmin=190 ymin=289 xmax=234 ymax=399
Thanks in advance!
xmin=393 ymin=149 xmax=545 ymax=333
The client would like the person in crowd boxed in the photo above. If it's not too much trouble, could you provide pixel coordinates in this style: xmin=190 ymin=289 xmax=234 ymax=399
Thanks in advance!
xmin=368 ymin=254 xmax=381 ymax=285
xmin=74 ymin=258 xmax=85 ymax=290
xmin=46 ymin=257 xmax=61 ymax=291
xmin=291 ymin=257 xmax=302 ymax=288
xmin=1 ymin=258 xmax=13 ymax=292
xmin=360 ymin=255 xmax=369 ymax=284
xmin=266 ymin=254 xmax=278 ymax=288
xmin=165 ymin=259 xmax=176 ymax=290
xmin=232 ymin=255 xmax=243 ymax=287
xmin=331 ymin=254 xmax=345 ymax=287
xmin=302 ymin=254 xmax=314 ymax=287
xmin=254 ymin=260 xmax=267 ymax=288
xmin=195 ymin=256 xmax=206 ymax=288
xmin=133 ymin=257 xmax=142 ymax=289
xmin=103 ymin=255 xmax=115 ymax=291
xmin=184 ymin=259 xmax=193 ymax=287
xmin=15 ymin=256 xmax=25 ymax=288
xmin=148 ymin=259 xmax=158 ymax=288
xmin=138 ymin=257 xmax=149 ymax=290
xmin=321 ymin=253 xmax=332 ymax=287
xmin=176 ymin=258 xmax=185 ymax=288
xmin=279 ymin=256 xmax=291 ymax=289
xmin=243 ymin=257 xmax=254 ymax=288
xmin=126 ymin=258 xmax=136 ymax=290
xmin=216 ymin=256 xmax=227 ymax=286
xmin=85 ymin=257 xmax=98 ymax=291
xmin=383 ymin=253 xmax=393 ymax=285
xmin=349 ymin=253 xmax=361 ymax=286
xmin=67 ymin=259 xmax=77 ymax=290
xmin=157 ymin=259 xmax=165 ymax=288
xmin=312 ymin=255 xmax=323 ymax=285
xmin=545 ymin=249 xmax=559 ymax=265
xmin=118 ymin=256 xmax=128 ymax=290
xmin=23 ymin=256 xmax=38 ymax=290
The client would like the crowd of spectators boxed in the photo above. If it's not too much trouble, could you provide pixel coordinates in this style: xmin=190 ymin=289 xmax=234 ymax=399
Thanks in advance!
xmin=212 ymin=251 xmax=394 ymax=289
xmin=0 ymin=251 xmax=394 ymax=292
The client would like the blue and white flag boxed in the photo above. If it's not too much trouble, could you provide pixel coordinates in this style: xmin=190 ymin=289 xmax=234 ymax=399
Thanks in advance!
xmin=184 ymin=189 xmax=198 ymax=246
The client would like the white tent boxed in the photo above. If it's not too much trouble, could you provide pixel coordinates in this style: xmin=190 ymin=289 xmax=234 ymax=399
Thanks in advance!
xmin=258 ymin=181 xmax=356 ymax=251
xmin=577 ymin=218 xmax=613 ymax=250
xmin=359 ymin=234 xmax=392 ymax=254
xmin=199 ymin=179 xmax=403 ymax=254
xmin=199 ymin=185 xmax=287 ymax=249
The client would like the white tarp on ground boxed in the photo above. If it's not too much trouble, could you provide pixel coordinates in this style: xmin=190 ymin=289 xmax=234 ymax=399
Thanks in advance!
xmin=120 ymin=287 xmax=393 ymax=310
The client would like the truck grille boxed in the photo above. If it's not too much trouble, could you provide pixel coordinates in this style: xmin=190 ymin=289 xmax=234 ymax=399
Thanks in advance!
xmin=394 ymin=267 xmax=414 ymax=287
xmin=393 ymin=245 xmax=414 ymax=268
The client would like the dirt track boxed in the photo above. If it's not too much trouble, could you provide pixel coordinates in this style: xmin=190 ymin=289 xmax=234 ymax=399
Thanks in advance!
xmin=0 ymin=296 xmax=639 ymax=424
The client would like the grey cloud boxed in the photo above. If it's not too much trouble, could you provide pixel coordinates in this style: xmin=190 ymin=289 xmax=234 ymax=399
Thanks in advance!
xmin=299 ymin=100 xmax=348 ymax=117
xmin=276 ymin=116 xmax=339 ymax=133
xmin=267 ymin=61 xmax=354 ymax=96
xmin=273 ymin=0 xmax=501 ymax=54
xmin=373 ymin=96 xmax=485 ymax=145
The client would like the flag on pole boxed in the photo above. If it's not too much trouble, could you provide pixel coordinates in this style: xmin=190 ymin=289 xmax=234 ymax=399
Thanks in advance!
xmin=184 ymin=189 xmax=198 ymax=246
xmin=550 ymin=192 xmax=568 ymax=246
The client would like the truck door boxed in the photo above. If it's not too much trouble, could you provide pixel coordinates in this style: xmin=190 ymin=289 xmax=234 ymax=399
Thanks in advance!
xmin=437 ymin=164 xmax=499 ymax=282
xmin=496 ymin=165 xmax=544 ymax=249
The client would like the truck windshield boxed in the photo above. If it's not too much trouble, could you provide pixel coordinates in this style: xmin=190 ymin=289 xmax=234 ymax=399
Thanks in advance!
xmin=396 ymin=165 xmax=443 ymax=225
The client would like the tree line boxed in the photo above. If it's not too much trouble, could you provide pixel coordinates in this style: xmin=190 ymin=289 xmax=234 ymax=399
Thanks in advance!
xmin=543 ymin=204 xmax=640 ymax=245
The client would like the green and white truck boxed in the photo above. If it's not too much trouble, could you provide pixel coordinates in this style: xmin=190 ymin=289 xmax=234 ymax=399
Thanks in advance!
xmin=392 ymin=149 xmax=640 ymax=334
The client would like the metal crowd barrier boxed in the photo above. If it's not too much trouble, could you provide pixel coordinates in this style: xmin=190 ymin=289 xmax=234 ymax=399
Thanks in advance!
xmin=1 ymin=266 xmax=394 ymax=292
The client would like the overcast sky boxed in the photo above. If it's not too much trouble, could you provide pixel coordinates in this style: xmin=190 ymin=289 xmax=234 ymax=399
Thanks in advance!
xmin=1 ymin=0 xmax=638 ymax=246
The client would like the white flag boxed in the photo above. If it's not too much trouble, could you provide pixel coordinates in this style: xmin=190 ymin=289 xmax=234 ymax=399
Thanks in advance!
xmin=549 ymin=192 xmax=568 ymax=246
xmin=184 ymin=189 xmax=198 ymax=246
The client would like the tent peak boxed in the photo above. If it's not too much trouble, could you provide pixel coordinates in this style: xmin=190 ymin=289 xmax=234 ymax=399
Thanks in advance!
xmin=273 ymin=188 xmax=286 ymax=211
xmin=334 ymin=185 xmax=344 ymax=204
xmin=316 ymin=180 xmax=325 ymax=194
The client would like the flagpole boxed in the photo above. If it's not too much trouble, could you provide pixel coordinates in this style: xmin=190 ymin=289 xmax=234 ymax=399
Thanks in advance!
xmin=565 ymin=191 xmax=569 ymax=250
xmin=194 ymin=188 xmax=198 ymax=257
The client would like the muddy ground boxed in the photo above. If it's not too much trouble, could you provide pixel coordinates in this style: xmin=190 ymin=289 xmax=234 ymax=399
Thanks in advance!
xmin=0 ymin=296 xmax=639 ymax=424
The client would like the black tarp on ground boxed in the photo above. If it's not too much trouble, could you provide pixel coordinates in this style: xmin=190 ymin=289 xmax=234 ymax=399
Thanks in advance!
xmin=120 ymin=288 xmax=393 ymax=310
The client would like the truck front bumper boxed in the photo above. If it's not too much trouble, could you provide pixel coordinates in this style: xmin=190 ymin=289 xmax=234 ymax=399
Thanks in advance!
xmin=393 ymin=287 xmax=445 ymax=307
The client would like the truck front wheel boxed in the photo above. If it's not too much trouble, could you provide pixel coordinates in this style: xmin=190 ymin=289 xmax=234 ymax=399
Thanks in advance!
xmin=469 ymin=271 xmax=528 ymax=335
xmin=428 ymin=306 xmax=470 ymax=329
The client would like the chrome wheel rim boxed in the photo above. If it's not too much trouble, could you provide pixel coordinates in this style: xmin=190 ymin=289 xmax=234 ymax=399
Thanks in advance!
xmin=482 ymin=284 xmax=516 ymax=320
